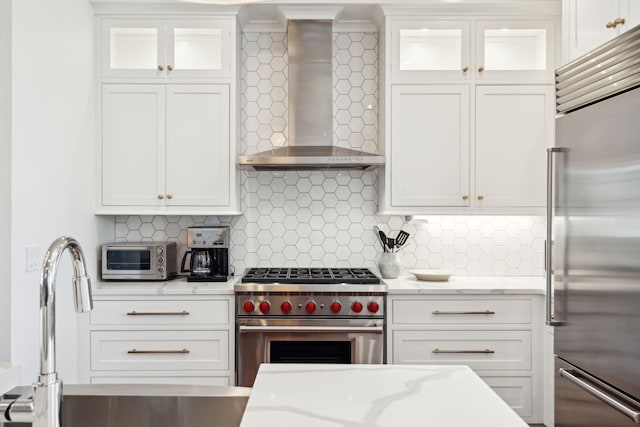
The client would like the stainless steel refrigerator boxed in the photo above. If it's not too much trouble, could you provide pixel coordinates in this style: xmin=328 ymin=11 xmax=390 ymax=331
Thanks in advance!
xmin=548 ymin=25 xmax=640 ymax=426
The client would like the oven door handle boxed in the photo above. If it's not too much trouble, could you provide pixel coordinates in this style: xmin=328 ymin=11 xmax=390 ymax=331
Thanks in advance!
xmin=238 ymin=325 xmax=384 ymax=334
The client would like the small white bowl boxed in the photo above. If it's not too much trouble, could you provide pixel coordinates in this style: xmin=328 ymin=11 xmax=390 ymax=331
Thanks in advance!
xmin=410 ymin=270 xmax=454 ymax=282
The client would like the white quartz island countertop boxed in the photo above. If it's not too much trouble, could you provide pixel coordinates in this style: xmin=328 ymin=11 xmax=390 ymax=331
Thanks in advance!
xmin=239 ymin=364 xmax=527 ymax=427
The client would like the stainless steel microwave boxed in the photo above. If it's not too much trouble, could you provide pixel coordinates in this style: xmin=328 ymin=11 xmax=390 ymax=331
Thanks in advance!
xmin=101 ymin=242 xmax=178 ymax=281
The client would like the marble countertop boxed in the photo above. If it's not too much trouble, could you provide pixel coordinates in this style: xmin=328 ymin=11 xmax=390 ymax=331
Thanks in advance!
xmin=240 ymin=364 xmax=527 ymax=427
xmin=92 ymin=276 xmax=237 ymax=296
xmin=93 ymin=274 xmax=544 ymax=296
xmin=384 ymin=274 xmax=545 ymax=295
xmin=0 ymin=364 xmax=20 ymax=395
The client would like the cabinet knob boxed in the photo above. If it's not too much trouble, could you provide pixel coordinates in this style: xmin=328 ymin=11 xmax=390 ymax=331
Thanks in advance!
xmin=614 ymin=17 xmax=626 ymax=27
xmin=478 ymin=66 xmax=485 ymax=73
xmin=462 ymin=66 xmax=469 ymax=73
xmin=606 ymin=21 xmax=616 ymax=28
xmin=167 ymin=65 xmax=173 ymax=71
xmin=166 ymin=194 xmax=173 ymax=199
xmin=157 ymin=194 xmax=164 ymax=200
xmin=477 ymin=195 xmax=484 ymax=201
xmin=157 ymin=65 xmax=164 ymax=71
xmin=462 ymin=195 xmax=469 ymax=200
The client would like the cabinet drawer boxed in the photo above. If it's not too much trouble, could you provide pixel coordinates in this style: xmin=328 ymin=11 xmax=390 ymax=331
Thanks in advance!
xmin=392 ymin=298 xmax=532 ymax=325
xmin=90 ymin=376 xmax=230 ymax=386
xmin=393 ymin=330 xmax=531 ymax=370
xmin=481 ymin=376 xmax=532 ymax=419
xmin=91 ymin=300 xmax=229 ymax=326
xmin=91 ymin=331 xmax=228 ymax=371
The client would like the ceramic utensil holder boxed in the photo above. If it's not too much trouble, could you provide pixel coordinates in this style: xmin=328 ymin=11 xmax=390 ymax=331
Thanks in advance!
xmin=378 ymin=252 xmax=402 ymax=279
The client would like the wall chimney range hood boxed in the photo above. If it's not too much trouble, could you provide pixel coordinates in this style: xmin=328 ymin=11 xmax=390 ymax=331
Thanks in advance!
xmin=238 ymin=18 xmax=385 ymax=171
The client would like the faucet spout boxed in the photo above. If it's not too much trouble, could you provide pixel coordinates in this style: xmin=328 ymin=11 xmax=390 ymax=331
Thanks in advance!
xmin=40 ymin=237 xmax=93 ymax=377
xmin=2 ymin=237 xmax=93 ymax=427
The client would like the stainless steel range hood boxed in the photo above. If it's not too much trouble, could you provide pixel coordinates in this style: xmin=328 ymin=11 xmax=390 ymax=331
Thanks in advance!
xmin=238 ymin=20 xmax=385 ymax=171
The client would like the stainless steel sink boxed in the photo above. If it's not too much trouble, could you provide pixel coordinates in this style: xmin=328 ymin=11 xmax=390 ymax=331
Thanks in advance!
xmin=3 ymin=384 xmax=251 ymax=427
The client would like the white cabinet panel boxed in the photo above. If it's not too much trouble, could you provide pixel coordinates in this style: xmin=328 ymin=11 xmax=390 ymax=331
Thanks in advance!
xmin=101 ymin=85 xmax=165 ymax=206
xmin=392 ymin=297 xmax=533 ymax=325
xmin=100 ymin=83 xmax=236 ymax=213
xmin=165 ymin=84 xmax=230 ymax=206
xmin=563 ymin=0 xmax=640 ymax=63
xmin=91 ymin=299 xmax=230 ymax=326
xmin=91 ymin=330 xmax=228 ymax=371
xmin=390 ymin=85 xmax=470 ymax=207
xmin=393 ymin=330 xmax=532 ymax=371
xmin=91 ymin=375 xmax=229 ymax=386
xmin=475 ymin=85 xmax=554 ymax=208
xmin=482 ymin=376 xmax=533 ymax=419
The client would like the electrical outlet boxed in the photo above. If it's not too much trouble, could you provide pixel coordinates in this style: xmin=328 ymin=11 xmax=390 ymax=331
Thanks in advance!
xmin=26 ymin=245 xmax=41 ymax=272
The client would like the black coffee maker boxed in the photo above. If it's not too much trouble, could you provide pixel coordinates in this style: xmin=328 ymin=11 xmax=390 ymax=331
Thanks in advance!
xmin=180 ymin=226 xmax=230 ymax=282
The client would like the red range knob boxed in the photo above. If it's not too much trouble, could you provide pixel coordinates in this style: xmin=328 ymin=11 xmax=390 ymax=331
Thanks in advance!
xmin=259 ymin=301 xmax=271 ymax=314
xmin=368 ymin=301 xmax=380 ymax=313
xmin=330 ymin=301 xmax=342 ymax=313
xmin=281 ymin=300 xmax=292 ymax=314
xmin=243 ymin=301 xmax=255 ymax=313
xmin=352 ymin=301 xmax=363 ymax=313
xmin=305 ymin=300 xmax=317 ymax=314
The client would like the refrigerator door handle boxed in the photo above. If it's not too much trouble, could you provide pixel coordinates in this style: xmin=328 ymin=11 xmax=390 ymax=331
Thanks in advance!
xmin=560 ymin=368 xmax=640 ymax=423
xmin=546 ymin=147 xmax=566 ymax=326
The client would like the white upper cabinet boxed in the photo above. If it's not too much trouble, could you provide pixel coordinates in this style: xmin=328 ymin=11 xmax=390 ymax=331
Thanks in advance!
xmin=101 ymin=84 xmax=235 ymax=213
xmin=389 ymin=18 xmax=555 ymax=83
xmin=475 ymin=20 xmax=555 ymax=81
xmin=379 ymin=11 xmax=558 ymax=215
xmin=390 ymin=85 xmax=470 ymax=208
xmin=475 ymin=85 xmax=555 ymax=209
xmin=390 ymin=20 xmax=471 ymax=81
xmin=102 ymin=18 xmax=231 ymax=79
xmin=563 ymin=0 xmax=640 ymax=63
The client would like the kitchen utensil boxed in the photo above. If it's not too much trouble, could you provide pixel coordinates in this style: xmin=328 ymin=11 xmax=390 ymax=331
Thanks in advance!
xmin=378 ymin=230 xmax=389 ymax=252
xmin=409 ymin=270 xmax=453 ymax=282
xmin=374 ymin=226 xmax=386 ymax=252
xmin=396 ymin=230 xmax=410 ymax=247
xmin=387 ymin=237 xmax=396 ymax=252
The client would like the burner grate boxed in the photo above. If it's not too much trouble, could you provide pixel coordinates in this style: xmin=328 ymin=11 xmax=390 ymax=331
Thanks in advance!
xmin=241 ymin=267 xmax=380 ymax=284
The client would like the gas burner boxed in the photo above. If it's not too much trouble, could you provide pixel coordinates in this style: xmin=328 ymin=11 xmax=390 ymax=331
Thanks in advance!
xmin=241 ymin=267 xmax=380 ymax=284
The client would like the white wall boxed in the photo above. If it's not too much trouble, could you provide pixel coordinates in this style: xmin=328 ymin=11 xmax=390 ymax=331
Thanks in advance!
xmin=0 ymin=0 xmax=12 ymax=363
xmin=11 ymin=0 xmax=97 ymax=383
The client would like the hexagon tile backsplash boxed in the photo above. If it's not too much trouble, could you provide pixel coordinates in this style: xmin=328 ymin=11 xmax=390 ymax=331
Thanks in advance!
xmin=114 ymin=30 xmax=545 ymax=277
xmin=115 ymin=204 xmax=545 ymax=277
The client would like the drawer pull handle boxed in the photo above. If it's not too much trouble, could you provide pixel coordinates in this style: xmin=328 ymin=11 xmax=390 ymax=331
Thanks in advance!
xmin=126 ymin=310 xmax=190 ymax=316
xmin=432 ymin=310 xmax=495 ymax=315
xmin=433 ymin=348 xmax=495 ymax=354
xmin=127 ymin=348 xmax=190 ymax=354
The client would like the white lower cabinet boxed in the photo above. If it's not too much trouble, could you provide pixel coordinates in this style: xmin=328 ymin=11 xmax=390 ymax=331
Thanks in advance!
xmin=81 ymin=295 xmax=234 ymax=386
xmin=388 ymin=294 xmax=543 ymax=424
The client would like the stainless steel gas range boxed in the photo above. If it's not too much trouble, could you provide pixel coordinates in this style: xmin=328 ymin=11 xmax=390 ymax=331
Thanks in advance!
xmin=235 ymin=267 xmax=387 ymax=387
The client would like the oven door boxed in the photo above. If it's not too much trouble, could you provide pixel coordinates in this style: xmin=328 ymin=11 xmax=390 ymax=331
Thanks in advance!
xmin=236 ymin=317 xmax=385 ymax=387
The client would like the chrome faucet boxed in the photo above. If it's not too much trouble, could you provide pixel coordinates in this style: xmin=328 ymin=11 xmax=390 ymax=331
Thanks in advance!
xmin=1 ymin=237 xmax=93 ymax=426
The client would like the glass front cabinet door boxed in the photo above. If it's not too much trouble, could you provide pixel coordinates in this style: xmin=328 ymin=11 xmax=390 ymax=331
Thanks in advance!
xmin=475 ymin=20 xmax=555 ymax=81
xmin=390 ymin=20 xmax=471 ymax=80
xmin=102 ymin=18 xmax=230 ymax=79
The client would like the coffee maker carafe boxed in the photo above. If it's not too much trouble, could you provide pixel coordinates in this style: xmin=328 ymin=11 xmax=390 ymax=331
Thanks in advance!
xmin=181 ymin=227 xmax=230 ymax=282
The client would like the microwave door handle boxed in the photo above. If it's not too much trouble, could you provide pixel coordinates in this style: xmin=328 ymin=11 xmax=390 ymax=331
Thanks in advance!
xmin=180 ymin=250 xmax=191 ymax=273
